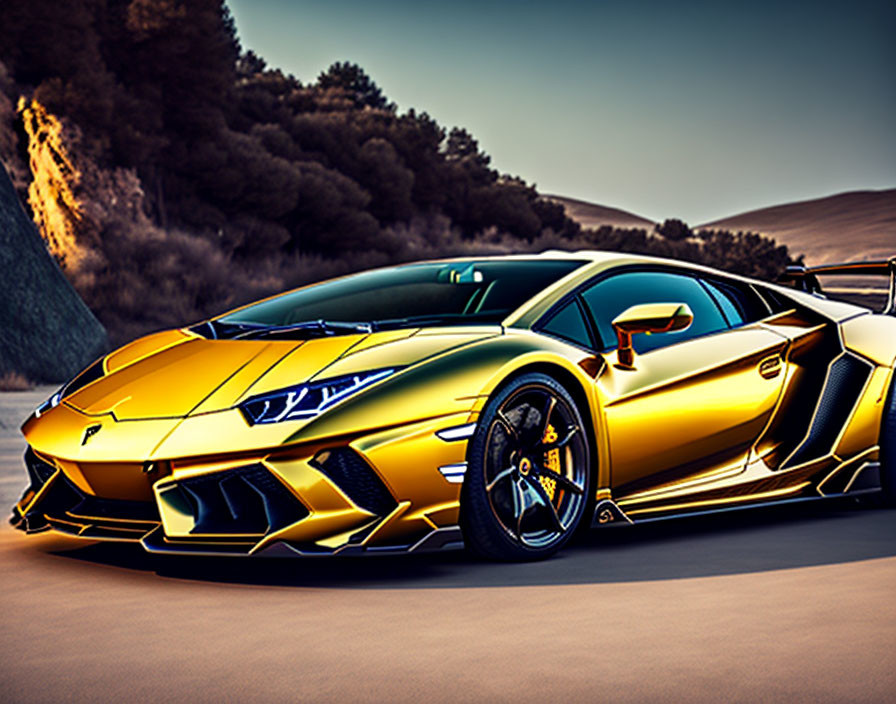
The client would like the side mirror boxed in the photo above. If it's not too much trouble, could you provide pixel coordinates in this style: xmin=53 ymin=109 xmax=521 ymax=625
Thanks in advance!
xmin=611 ymin=303 xmax=693 ymax=369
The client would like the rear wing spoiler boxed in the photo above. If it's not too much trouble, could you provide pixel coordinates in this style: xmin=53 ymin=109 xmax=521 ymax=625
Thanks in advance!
xmin=778 ymin=257 xmax=896 ymax=315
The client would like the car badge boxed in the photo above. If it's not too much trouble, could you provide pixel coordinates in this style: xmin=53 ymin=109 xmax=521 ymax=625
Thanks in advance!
xmin=81 ymin=424 xmax=102 ymax=445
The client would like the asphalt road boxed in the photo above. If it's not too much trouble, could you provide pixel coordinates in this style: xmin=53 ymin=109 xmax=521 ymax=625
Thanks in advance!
xmin=1 ymin=388 xmax=895 ymax=703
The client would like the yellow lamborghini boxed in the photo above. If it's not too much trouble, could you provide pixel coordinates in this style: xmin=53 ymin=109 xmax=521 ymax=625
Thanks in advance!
xmin=11 ymin=252 xmax=896 ymax=561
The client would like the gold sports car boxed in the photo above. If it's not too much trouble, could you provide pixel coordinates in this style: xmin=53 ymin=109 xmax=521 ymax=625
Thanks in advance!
xmin=11 ymin=252 xmax=896 ymax=561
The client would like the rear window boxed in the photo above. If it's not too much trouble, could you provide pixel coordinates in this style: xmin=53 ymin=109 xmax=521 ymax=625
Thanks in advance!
xmin=700 ymin=279 xmax=770 ymax=326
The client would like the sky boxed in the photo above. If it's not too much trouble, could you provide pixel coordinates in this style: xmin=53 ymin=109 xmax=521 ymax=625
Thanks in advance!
xmin=227 ymin=0 xmax=895 ymax=224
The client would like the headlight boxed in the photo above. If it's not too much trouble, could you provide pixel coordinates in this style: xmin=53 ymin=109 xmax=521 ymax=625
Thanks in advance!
xmin=239 ymin=368 xmax=398 ymax=425
xmin=34 ymin=357 xmax=106 ymax=418
xmin=34 ymin=390 xmax=63 ymax=418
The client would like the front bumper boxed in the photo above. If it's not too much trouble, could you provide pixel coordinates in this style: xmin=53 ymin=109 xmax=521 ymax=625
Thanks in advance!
xmin=11 ymin=414 xmax=474 ymax=557
xmin=11 ymin=447 xmax=161 ymax=541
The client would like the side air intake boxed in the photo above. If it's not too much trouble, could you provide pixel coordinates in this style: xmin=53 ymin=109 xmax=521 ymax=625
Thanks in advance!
xmin=312 ymin=448 xmax=398 ymax=516
xmin=783 ymin=353 xmax=873 ymax=468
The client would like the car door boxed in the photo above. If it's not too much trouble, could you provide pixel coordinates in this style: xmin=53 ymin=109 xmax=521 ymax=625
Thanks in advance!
xmin=580 ymin=269 xmax=789 ymax=498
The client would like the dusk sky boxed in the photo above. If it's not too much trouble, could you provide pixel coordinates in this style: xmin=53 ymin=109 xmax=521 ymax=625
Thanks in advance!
xmin=227 ymin=0 xmax=895 ymax=224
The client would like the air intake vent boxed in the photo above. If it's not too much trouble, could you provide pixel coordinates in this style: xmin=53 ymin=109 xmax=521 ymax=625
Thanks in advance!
xmin=171 ymin=464 xmax=308 ymax=535
xmin=784 ymin=353 xmax=873 ymax=468
xmin=312 ymin=448 xmax=397 ymax=516
xmin=24 ymin=447 xmax=56 ymax=486
xmin=70 ymin=493 xmax=160 ymax=522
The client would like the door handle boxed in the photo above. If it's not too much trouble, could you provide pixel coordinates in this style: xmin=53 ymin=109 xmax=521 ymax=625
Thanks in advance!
xmin=758 ymin=355 xmax=783 ymax=379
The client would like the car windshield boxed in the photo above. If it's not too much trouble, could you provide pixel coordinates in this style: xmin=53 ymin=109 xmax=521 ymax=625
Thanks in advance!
xmin=209 ymin=259 xmax=585 ymax=337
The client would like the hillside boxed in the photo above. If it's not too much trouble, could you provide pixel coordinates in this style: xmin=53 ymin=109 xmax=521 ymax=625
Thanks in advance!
xmin=0 ymin=163 xmax=106 ymax=382
xmin=699 ymin=190 xmax=896 ymax=265
xmin=546 ymin=195 xmax=655 ymax=230
xmin=0 ymin=1 xmax=800 ymax=355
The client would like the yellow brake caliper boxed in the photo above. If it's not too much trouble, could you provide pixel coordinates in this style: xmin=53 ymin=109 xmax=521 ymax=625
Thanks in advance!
xmin=541 ymin=424 xmax=560 ymax=500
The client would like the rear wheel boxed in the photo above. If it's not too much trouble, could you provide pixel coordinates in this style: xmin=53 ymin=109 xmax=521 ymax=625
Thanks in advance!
xmin=880 ymin=374 xmax=896 ymax=504
xmin=461 ymin=373 xmax=592 ymax=561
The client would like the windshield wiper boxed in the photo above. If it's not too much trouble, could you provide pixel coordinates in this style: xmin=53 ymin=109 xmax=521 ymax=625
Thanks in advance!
xmin=190 ymin=320 xmax=267 ymax=339
xmin=202 ymin=313 xmax=500 ymax=340
xmin=373 ymin=313 xmax=499 ymax=330
xmin=232 ymin=320 xmax=373 ymax=340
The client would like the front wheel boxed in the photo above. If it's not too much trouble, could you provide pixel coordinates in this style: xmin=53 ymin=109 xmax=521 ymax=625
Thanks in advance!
xmin=460 ymin=373 xmax=592 ymax=561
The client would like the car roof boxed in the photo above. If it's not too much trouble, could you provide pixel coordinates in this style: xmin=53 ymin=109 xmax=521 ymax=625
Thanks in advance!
xmin=210 ymin=249 xmax=863 ymax=332
xmin=502 ymin=251 xmax=708 ymax=328
xmin=502 ymin=250 xmax=867 ymax=328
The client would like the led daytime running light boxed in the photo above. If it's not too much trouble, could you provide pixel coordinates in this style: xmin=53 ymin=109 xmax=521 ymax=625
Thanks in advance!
xmin=240 ymin=368 xmax=397 ymax=425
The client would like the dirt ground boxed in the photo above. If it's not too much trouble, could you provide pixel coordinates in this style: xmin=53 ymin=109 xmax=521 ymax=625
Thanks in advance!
xmin=1 ymin=388 xmax=894 ymax=703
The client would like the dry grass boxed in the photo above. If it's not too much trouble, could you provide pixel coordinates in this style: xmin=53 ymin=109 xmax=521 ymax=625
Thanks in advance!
xmin=0 ymin=371 xmax=34 ymax=391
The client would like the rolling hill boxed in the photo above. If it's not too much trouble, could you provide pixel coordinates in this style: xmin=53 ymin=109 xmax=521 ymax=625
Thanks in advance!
xmin=553 ymin=189 xmax=895 ymax=265
xmin=698 ymin=189 xmax=896 ymax=265
xmin=545 ymin=195 xmax=656 ymax=231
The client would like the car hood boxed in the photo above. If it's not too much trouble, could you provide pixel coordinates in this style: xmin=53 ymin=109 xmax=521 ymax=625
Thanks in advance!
xmin=65 ymin=327 xmax=502 ymax=420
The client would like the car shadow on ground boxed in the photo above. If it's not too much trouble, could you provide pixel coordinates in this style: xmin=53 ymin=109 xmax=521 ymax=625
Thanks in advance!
xmin=41 ymin=495 xmax=896 ymax=590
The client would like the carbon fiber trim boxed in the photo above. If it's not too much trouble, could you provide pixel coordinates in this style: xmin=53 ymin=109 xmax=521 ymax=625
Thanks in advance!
xmin=784 ymin=353 xmax=873 ymax=468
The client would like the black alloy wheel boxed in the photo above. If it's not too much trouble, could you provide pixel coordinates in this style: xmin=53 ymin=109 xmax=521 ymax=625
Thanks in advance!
xmin=461 ymin=373 xmax=592 ymax=561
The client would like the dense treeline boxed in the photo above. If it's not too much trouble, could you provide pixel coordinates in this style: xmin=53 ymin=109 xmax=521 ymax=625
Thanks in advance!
xmin=0 ymin=0 xmax=796 ymax=344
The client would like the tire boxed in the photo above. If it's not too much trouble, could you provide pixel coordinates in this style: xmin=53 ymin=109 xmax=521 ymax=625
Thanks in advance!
xmin=460 ymin=372 xmax=593 ymax=561
xmin=880 ymin=372 xmax=896 ymax=504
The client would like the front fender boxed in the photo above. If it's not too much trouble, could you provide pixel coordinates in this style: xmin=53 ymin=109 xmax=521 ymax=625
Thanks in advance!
xmin=287 ymin=330 xmax=608 ymax=486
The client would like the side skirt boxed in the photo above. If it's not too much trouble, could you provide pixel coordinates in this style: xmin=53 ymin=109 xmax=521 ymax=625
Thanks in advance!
xmin=592 ymin=482 xmax=881 ymax=528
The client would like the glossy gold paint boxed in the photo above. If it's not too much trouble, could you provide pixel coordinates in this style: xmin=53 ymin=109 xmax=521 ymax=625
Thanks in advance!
xmin=13 ymin=251 xmax=896 ymax=555
xmin=841 ymin=314 xmax=896 ymax=366
xmin=599 ymin=326 xmax=789 ymax=491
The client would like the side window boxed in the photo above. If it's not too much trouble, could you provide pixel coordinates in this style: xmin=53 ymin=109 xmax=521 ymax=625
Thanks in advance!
xmin=581 ymin=271 xmax=728 ymax=353
xmin=700 ymin=279 xmax=770 ymax=327
xmin=540 ymin=300 xmax=592 ymax=348
xmin=754 ymin=285 xmax=796 ymax=314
